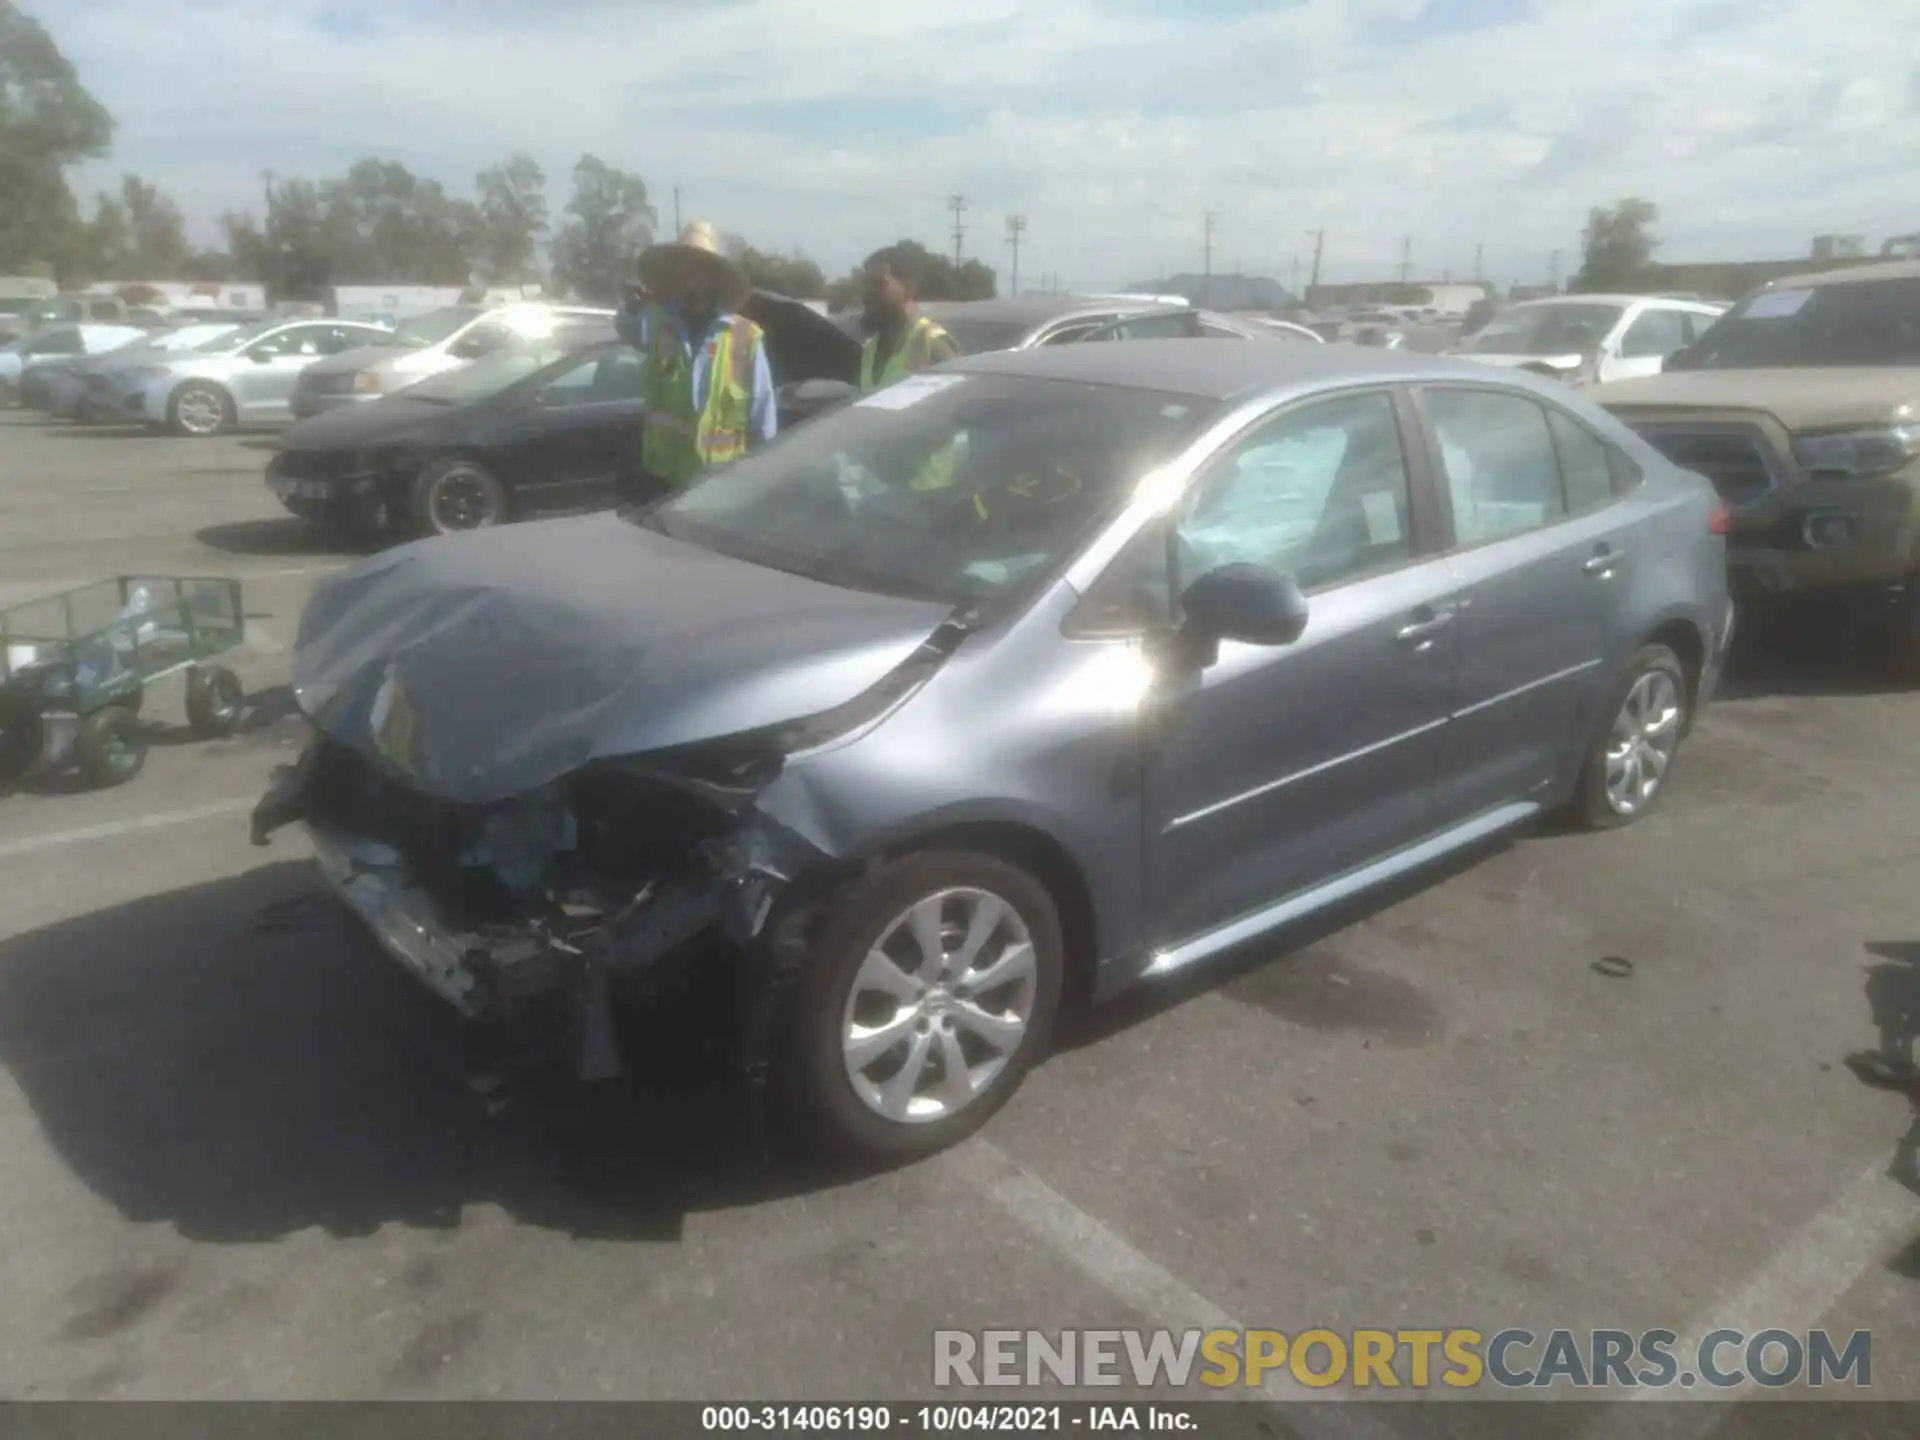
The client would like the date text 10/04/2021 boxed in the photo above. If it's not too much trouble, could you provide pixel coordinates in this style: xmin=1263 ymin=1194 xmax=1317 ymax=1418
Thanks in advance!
xmin=701 ymin=1406 xmax=1196 ymax=1432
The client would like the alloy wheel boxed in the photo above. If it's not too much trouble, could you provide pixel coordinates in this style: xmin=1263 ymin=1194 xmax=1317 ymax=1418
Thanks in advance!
xmin=1603 ymin=669 xmax=1682 ymax=816
xmin=840 ymin=887 xmax=1039 ymax=1125
xmin=428 ymin=466 xmax=500 ymax=531
xmin=175 ymin=387 xmax=227 ymax=435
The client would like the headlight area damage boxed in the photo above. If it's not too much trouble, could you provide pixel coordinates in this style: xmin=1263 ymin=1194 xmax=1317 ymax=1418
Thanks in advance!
xmin=249 ymin=624 xmax=965 ymax=1143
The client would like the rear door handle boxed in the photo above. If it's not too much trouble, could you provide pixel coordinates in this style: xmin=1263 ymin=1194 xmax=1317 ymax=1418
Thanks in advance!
xmin=1583 ymin=548 xmax=1619 ymax=575
xmin=1395 ymin=611 xmax=1455 ymax=644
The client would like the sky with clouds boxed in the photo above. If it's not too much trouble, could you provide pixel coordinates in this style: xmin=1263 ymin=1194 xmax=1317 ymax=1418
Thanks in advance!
xmin=45 ymin=0 xmax=1920 ymax=291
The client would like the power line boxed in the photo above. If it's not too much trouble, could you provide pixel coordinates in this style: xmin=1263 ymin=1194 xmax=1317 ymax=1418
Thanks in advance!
xmin=948 ymin=195 xmax=967 ymax=267
xmin=1005 ymin=215 xmax=1026 ymax=297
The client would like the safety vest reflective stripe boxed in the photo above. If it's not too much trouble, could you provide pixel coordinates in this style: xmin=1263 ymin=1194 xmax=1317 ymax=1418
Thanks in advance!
xmin=640 ymin=306 xmax=761 ymax=485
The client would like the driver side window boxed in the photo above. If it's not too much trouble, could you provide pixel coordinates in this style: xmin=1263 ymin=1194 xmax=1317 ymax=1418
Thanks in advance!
xmin=1176 ymin=392 xmax=1412 ymax=593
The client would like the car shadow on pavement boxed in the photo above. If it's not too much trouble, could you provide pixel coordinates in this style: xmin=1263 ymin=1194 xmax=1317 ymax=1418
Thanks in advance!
xmin=1714 ymin=610 xmax=1913 ymax=701
xmin=0 ymin=860 xmax=838 ymax=1248
xmin=1055 ymin=833 xmax=1511 ymax=1053
xmin=194 ymin=519 xmax=380 ymax=559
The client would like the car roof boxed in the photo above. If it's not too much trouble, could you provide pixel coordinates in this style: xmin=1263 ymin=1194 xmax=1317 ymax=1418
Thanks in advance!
xmin=1762 ymin=257 xmax=1920 ymax=290
xmin=946 ymin=337 xmax=1514 ymax=401
xmin=918 ymin=295 xmax=1173 ymax=326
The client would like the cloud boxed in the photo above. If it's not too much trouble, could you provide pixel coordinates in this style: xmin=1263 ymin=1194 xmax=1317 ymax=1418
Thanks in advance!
xmin=44 ymin=0 xmax=1920 ymax=289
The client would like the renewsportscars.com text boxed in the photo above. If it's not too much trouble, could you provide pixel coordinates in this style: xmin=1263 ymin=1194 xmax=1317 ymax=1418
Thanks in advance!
xmin=933 ymin=1327 xmax=1872 ymax=1391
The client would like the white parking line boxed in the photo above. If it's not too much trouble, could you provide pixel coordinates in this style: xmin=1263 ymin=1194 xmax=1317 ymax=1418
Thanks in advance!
xmin=954 ymin=1141 xmax=1403 ymax=1437
xmin=0 ymin=798 xmax=255 ymax=861
xmin=1577 ymin=1149 xmax=1918 ymax=1440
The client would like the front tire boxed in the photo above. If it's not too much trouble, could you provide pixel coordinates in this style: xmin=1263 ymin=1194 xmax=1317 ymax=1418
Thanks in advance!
xmin=1571 ymin=644 xmax=1690 ymax=830
xmin=786 ymin=851 xmax=1065 ymax=1161
xmin=168 ymin=381 xmax=234 ymax=437
xmin=186 ymin=665 xmax=245 ymax=737
xmin=409 ymin=457 xmax=508 ymax=536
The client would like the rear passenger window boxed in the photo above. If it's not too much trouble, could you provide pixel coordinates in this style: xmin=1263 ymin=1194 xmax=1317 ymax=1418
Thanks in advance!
xmin=1546 ymin=411 xmax=1614 ymax=512
xmin=1427 ymin=389 xmax=1566 ymax=545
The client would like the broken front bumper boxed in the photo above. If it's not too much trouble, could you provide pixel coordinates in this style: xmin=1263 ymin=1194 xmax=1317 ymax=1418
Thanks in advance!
xmin=308 ymin=823 xmax=556 ymax=1016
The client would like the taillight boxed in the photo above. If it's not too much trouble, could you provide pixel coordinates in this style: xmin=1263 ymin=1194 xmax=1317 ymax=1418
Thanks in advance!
xmin=1707 ymin=499 xmax=1731 ymax=534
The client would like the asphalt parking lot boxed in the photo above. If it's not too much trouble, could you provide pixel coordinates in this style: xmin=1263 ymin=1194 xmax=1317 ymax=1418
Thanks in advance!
xmin=0 ymin=410 xmax=1917 ymax=1432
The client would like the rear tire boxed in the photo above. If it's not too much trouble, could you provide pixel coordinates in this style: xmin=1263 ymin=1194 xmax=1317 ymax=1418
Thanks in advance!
xmin=409 ymin=457 xmax=508 ymax=536
xmin=783 ymin=850 xmax=1065 ymax=1162
xmin=1569 ymin=644 xmax=1690 ymax=830
xmin=74 ymin=706 xmax=148 ymax=788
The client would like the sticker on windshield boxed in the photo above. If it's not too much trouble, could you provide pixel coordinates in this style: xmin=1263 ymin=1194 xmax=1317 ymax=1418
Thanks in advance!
xmin=855 ymin=374 xmax=965 ymax=411
xmin=1745 ymin=288 xmax=1811 ymax=319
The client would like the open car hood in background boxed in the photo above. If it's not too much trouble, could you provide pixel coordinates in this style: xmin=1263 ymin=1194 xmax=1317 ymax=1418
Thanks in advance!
xmin=292 ymin=512 xmax=954 ymax=804
xmin=742 ymin=290 xmax=862 ymax=387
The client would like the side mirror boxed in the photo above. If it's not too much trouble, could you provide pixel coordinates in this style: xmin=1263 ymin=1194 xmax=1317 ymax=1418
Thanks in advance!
xmin=1179 ymin=564 xmax=1310 ymax=648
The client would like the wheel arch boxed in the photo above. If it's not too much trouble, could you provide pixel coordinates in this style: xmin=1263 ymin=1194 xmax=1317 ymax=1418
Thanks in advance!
xmin=167 ymin=375 xmax=236 ymax=428
xmin=1641 ymin=611 xmax=1710 ymax=724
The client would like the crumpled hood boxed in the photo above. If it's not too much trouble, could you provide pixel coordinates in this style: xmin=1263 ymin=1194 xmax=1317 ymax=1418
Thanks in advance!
xmin=292 ymin=512 xmax=955 ymax=804
xmin=1590 ymin=368 xmax=1920 ymax=430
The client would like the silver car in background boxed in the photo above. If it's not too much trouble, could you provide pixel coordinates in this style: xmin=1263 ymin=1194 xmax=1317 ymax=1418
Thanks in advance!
xmin=42 ymin=323 xmax=244 ymax=421
xmin=88 ymin=318 xmax=397 ymax=434
xmin=291 ymin=302 xmax=615 ymax=418
xmin=257 ymin=340 xmax=1734 ymax=1160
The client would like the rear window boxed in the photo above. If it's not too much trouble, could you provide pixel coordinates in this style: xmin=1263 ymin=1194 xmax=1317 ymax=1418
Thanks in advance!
xmin=1681 ymin=277 xmax=1920 ymax=368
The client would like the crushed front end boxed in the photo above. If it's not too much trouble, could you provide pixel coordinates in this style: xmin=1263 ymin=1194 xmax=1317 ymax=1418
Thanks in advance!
xmin=252 ymin=729 xmax=834 ymax=1106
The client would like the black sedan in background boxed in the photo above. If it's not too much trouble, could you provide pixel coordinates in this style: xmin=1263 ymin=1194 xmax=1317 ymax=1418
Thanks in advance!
xmin=268 ymin=293 xmax=861 ymax=539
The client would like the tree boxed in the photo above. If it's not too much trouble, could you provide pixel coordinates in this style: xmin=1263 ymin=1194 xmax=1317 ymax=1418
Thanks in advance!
xmin=120 ymin=173 xmax=190 ymax=277
xmin=824 ymin=238 xmax=997 ymax=311
xmin=320 ymin=159 xmax=475 ymax=284
xmin=734 ymin=244 xmax=825 ymax=299
xmin=474 ymin=154 xmax=548 ymax=285
xmin=84 ymin=189 xmax=130 ymax=280
xmin=0 ymin=1 xmax=115 ymax=274
xmin=1575 ymin=198 xmax=1660 ymax=293
xmin=549 ymin=155 xmax=656 ymax=304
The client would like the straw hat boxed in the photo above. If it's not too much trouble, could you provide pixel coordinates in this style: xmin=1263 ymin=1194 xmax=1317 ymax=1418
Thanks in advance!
xmin=638 ymin=220 xmax=749 ymax=310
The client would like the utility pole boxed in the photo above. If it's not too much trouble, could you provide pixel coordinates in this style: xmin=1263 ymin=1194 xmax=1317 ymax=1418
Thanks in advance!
xmin=1473 ymin=241 xmax=1484 ymax=282
xmin=1548 ymin=248 xmax=1563 ymax=290
xmin=948 ymin=195 xmax=967 ymax=267
xmin=1291 ymin=255 xmax=1301 ymax=297
xmin=1306 ymin=229 xmax=1326 ymax=292
xmin=1005 ymin=215 xmax=1026 ymax=296
xmin=673 ymin=187 xmax=682 ymax=235
xmin=1203 ymin=211 xmax=1217 ymax=286
xmin=1398 ymin=236 xmax=1411 ymax=284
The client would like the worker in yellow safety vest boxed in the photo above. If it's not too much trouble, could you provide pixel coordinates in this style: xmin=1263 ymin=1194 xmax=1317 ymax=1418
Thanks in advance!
xmin=858 ymin=246 xmax=960 ymax=392
xmin=857 ymin=246 xmax=963 ymax=491
xmin=615 ymin=220 xmax=776 ymax=493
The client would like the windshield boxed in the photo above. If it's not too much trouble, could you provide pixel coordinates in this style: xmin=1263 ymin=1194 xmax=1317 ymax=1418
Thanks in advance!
xmin=392 ymin=344 xmax=564 ymax=403
xmin=638 ymin=372 xmax=1214 ymax=608
xmin=1456 ymin=302 xmax=1624 ymax=356
xmin=393 ymin=306 xmax=482 ymax=347
xmin=194 ymin=319 xmax=277 ymax=352
xmin=1680 ymin=278 xmax=1920 ymax=369
xmin=937 ymin=318 xmax=1037 ymax=355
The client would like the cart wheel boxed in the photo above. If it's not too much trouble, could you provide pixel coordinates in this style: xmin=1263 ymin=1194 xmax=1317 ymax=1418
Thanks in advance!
xmin=0 ymin=713 xmax=44 ymax=790
xmin=186 ymin=665 xmax=245 ymax=738
xmin=75 ymin=706 xmax=147 ymax=788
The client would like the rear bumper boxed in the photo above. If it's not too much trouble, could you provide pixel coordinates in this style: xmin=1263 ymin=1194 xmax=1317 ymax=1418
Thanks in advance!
xmin=1724 ymin=474 xmax=1918 ymax=597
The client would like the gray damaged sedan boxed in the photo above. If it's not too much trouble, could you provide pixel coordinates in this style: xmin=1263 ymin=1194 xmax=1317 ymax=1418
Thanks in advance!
xmin=254 ymin=341 xmax=1735 ymax=1160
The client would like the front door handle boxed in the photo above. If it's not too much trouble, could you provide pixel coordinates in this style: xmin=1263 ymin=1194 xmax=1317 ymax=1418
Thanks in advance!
xmin=1395 ymin=611 xmax=1455 ymax=644
xmin=1583 ymin=545 xmax=1619 ymax=576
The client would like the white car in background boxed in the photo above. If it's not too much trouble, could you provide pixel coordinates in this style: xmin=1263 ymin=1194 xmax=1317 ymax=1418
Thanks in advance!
xmin=290 ymin=301 xmax=614 ymax=417
xmin=101 ymin=318 xmax=397 ymax=435
xmin=1449 ymin=294 xmax=1726 ymax=386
